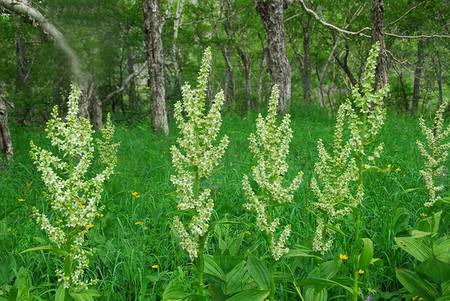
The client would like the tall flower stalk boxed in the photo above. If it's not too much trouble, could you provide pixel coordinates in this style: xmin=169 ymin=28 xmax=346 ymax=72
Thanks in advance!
xmin=29 ymin=84 xmax=118 ymax=291
xmin=417 ymin=101 xmax=450 ymax=208
xmin=242 ymin=86 xmax=303 ymax=300
xmin=171 ymin=47 xmax=229 ymax=295
xmin=311 ymin=43 xmax=388 ymax=300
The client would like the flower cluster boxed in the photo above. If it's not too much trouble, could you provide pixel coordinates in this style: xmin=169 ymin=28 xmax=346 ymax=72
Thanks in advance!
xmin=311 ymin=103 xmax=362 ymax=253
xmin=30 ymin=84 xmax=118 ymax=289
xmin=417 ymin=101 xmax=450 ymax=207
xmin=171 ymin=47 xmax=229 ymax=260
xmin=243 ymin=86 xmax=303 ymax=261
xmin=311 ymin=43 xmax=388 ymax=253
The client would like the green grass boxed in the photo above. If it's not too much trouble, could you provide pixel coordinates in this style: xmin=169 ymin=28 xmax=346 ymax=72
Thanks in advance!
xmin=0 ymin=106 xmax=443 ymax=300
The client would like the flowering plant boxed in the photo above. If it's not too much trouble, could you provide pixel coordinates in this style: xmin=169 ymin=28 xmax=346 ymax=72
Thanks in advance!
xmin=28 ymin=84 xmax=118 ymax=294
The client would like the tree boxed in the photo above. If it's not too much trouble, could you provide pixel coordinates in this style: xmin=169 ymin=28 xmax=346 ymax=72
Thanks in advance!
xmin=371 ymin=0 xmax=388 ymax=91
xmin=256 ymin=0 xmax=291 ymax=113
xmin=143 ymin=0 xmax=169 ymax=135
xmin=0 ymin=82 xmax=13 ymax=161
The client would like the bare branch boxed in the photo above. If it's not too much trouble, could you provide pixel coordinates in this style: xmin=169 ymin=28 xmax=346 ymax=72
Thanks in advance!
xmin=102 ymin=62 xmax=147 ymax=104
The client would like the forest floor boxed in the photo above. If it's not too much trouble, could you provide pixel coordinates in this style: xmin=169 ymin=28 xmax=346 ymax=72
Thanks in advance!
xmin=0 ymin=107 xmax=435 ymax=300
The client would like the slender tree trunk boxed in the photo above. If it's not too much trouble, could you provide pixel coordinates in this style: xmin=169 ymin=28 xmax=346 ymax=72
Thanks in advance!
xmin=257 ymin=46 xmax=268 ymax=103
xmin=126 ymin=30 xmax=139 ymax=110
xmin=84 ymin=79 xmax=103 ymax=129
xmin=256 ymin=0 xmax=291 ymax=113
xmin=433 ymin=54 xmax=443 ymax=105
xmin=371 ymin=0 xmax=388 ymax=91
xmin=411 ymin=39 xmax=425 ymax=115
xmin=0 ymin=83 xmax=13 ymax=161
xmin=143 ymin=0 xmax=169 ymax=135
xmin=397 ymin=71 xmax=409 ymax=112
xmin=222 ymin=0 xmax=235 ymax=105
xmin=171 ymin=0 xmax=185 ymax=91
xmin=237 ymin=46 xmax=253 ymax=110
xmin=302 ymin=14 xmax=312 ymax=105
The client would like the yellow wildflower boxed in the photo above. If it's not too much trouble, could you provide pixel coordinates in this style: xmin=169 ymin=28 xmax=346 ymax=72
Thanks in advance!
xmin=131 ymin=191 xmax=140 ymax=198
xmin=339 ymin=253 xmax=349 ymax=261
xmin=79 ymin=203 xmax=86 ymax=209
xmin=17 ymin=198 xmax=26 ymax=203
xmin=357 ymin=269 xmax=364 ymax=275
xmin=85 ymin=224 xmax=94 ymax=230
xmin=151 ymin=264 xmax=159 ymax=270
xmin=134 ymin=220 xmax=144 ymax=225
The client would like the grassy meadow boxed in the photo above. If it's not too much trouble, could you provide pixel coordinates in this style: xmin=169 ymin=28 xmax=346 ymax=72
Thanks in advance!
xmin=0 ymin=106 xmax=444 ymax=300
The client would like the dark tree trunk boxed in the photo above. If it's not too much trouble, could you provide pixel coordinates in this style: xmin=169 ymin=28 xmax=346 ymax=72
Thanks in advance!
xmin=411 ymin=39 xmax=425 ymax=115
xmin=0 ymin=83 xmax=13 ymax=161
xmin=237 ymin=46 xmax=253 ymax=110
xmin=83 ymin=79 xmax=103 ymax=129
xmin=143 ymin=0 xmax=169 ymax=135
xmin=334 ymin=43 xmax=357 ymax=87
xmin=302 ymin=14 xmax=312 ymax=105
xmin=126 ymin=31 xmax=139 ymax=110
xmin=171 ymin=0 xmax=185 ymax=92
xmin=398 ymin=71 xmax=409 ymax=112
xmin=433 ymin=54 xmax=443 ymax=105
xmin=256 ymin=0 xmax=291 ymax=113
xmin=371 ymin=0 xmax=388 ymax=91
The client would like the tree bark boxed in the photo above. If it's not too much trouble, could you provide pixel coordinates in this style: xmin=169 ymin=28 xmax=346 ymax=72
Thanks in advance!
xmin=237 ymin=46 xmax=253 ymax=110
xmin=143 ymin=0 xmax=169 ymax=135
xmin=257 ymin=46 xmax=269 ymax=103
xmin=411 ymin=39 xmax=425 ymax=115
xmin=171 ymin=0 xmax=185 ymax=92
xmin=302 ymin=14 xmax=312 ymax=105
xmin=433 ymin=54 xmax=443 ymax=105
xmin=222 ymin=0 xmax=236 ymax=105
xmin=0 ymin=83 xmax=13 ymax=161
xmin=126 ymin=30 xmax=139 ymax=110
xmin=371 ymin=0 xmax=388 ymax=91
xmin=256 ymin=0 xmax=291 ymax=113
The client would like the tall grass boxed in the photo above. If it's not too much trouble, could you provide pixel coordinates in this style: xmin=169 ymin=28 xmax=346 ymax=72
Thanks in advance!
xmin=0 ymin=105 xmax=443 ymax=300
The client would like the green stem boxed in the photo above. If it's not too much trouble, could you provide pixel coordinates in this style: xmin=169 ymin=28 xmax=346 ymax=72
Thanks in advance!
xmin=197 ymin=235 xmax=206 ymax=296
xmin=353 ymin=270 xmax=359 ymax=301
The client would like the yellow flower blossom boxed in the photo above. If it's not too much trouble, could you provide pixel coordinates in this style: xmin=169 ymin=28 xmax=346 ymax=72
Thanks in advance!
xmin=131 ymin=191 xmax=140 ymax=198
xmin=134 ymin=220 xmax=144 ymax=225
xmin=85 ymin=224 xmax=94 ymax=230
xmin=151 ymin=264 xmax=159 ymax=270
xmin=339 ymin=253 xmax=349 ymax=261
xmin=17 ymin=198 xmax=26 ymax=203
xmin=358 ymin=269 xmax=364 ymax=275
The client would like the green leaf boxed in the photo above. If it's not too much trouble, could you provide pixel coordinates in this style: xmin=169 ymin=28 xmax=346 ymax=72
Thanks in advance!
xmin=417 ymin=258 xmax=450 ymax=283
xmin=433 ymin=237 xmax=450 ymax=264
xmin=285 ymin=245 xmax=321 ymax=260
xmin=55 ymin=285 xmax=65 ymax=301
xmin=395 ymin=236 xmax=432 ymax=262
xmin=396 ymin=268 xmax=438 ymax=299
xmin=246 ymin=256 xmax=270 ymax=290
xmin=358 ymin=238 xmax=374 ymax=269
xmin=162 ymin=279 xmax=189 ymax=301
xmin=225 ymin=289 xmax=269 ymax=301
xmin=304 ymin=287 xmax=327 ymax=301
xmin=310 ymin=260 xmax=341 ymax=279
xmin=204 ymin=256 xmax=225 ymax=281
xmin=21 ymin=245 xmax=68 ymax=257
xmin=69 ymin=289 xmax=101 ymax=301
xmin=224 ymin=261 xmax=248 ymax=295
xmin=299 ymin=277 xmax=353 ymax=294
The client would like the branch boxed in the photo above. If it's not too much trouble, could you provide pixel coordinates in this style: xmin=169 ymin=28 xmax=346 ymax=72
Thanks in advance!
xmin=0 ymin=0 xmax=86 ymax=85
xmin=102 ymin=62 xmax=147 ymax=104
xmin=298 ymin=0 xmax=450 ymax=40
xmin=298 ymin=0 xmax=371 ymax=37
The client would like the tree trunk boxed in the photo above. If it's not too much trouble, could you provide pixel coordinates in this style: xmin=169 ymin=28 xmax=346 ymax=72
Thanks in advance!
xmin=171 ymin=0 xmax=185 ymax=92
xmin=237 ymin=46 xmax=253 ymax=110
xmin=411 ymin=39 xmax=425 ymax=115
xmin=371 ymin=0 xmax=388 ymax=91
xmin=397 ymin=71 xmax=409 ymax=112
xmin=143 ymin=0 xmax=169 ymax=135
xmin=0 ymin=83 xmax=13 ymax=161
xmin=256 ymin=0 xmax=291 ymax=113
xmin=257 ymin=46 xmax=268 ymax=103
xmin=126 ymin=30 xmax=139 ymax=110
xmin=302 ymin=14 xmax=312 ymax=105
xmin=222 ymin=0 xmax=235 ymax=105
xmin=83 ymin=79 xmax=103 ymax=129
xmin=433 ymin=54 xmax=443 ymax=105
